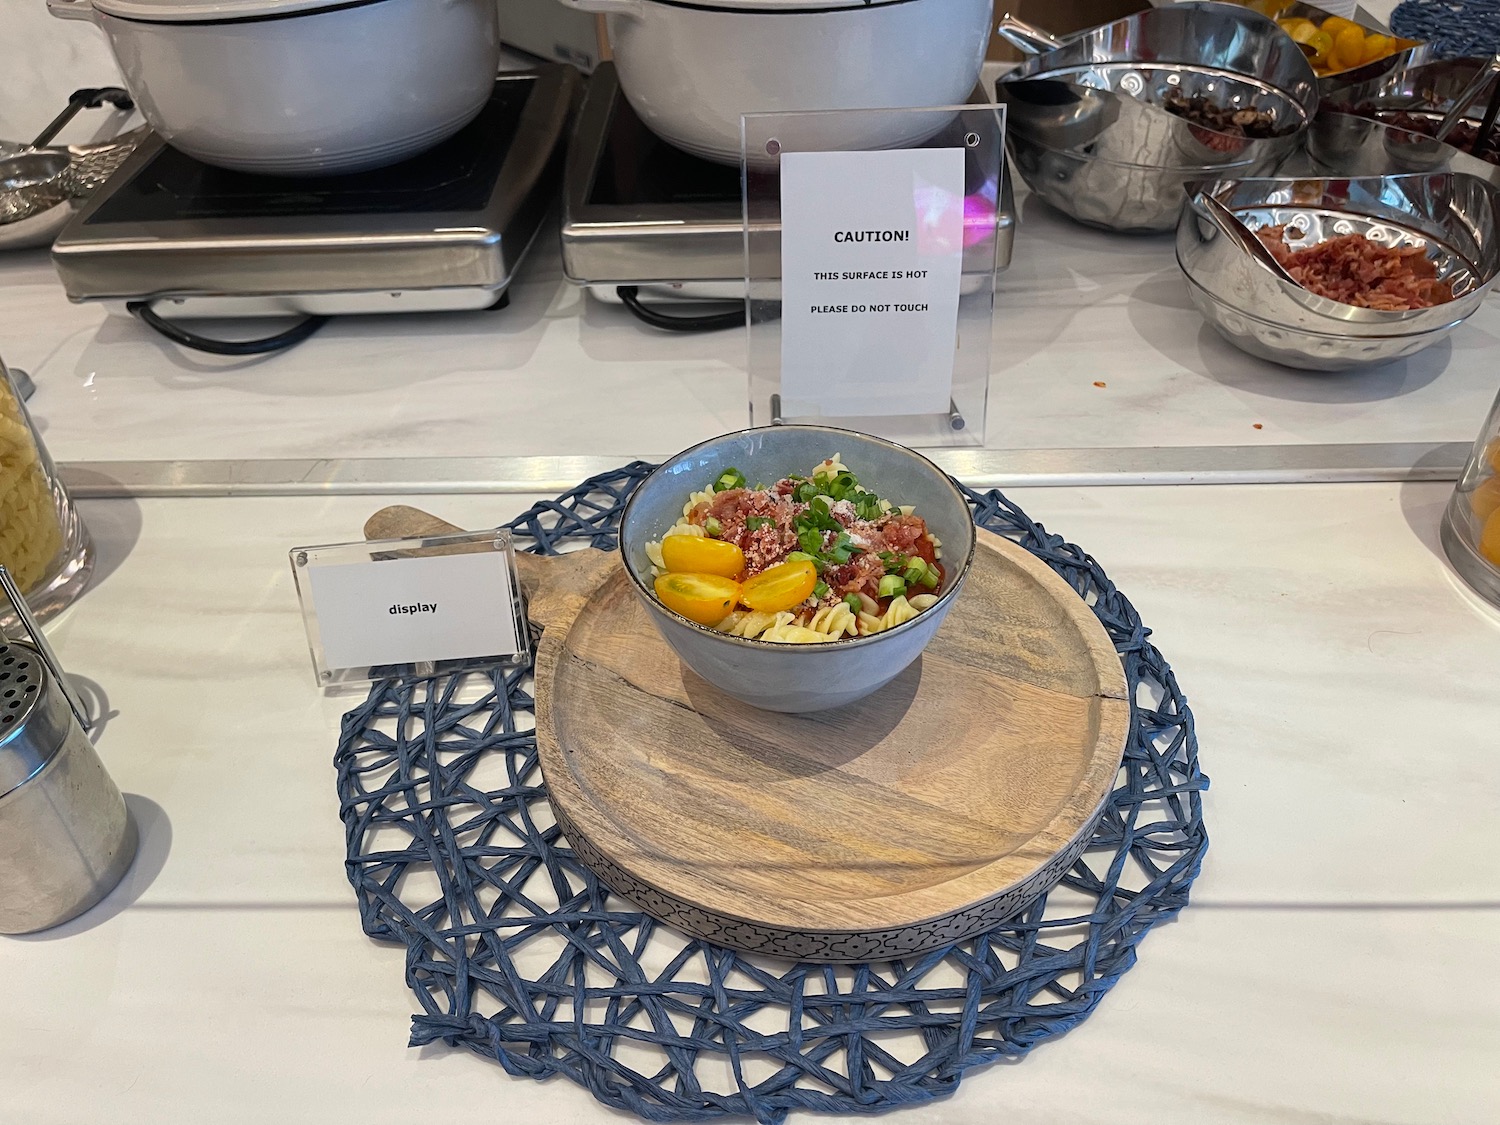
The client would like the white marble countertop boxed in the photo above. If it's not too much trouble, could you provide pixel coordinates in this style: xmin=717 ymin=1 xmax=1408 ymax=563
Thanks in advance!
xmin=2 ymin=0 xmax=1493 ymax=478
xmin=3 ymin=481 xmax=1497 ymax=1124
xmin=3 ymin=204 xmax=1496 ymax=472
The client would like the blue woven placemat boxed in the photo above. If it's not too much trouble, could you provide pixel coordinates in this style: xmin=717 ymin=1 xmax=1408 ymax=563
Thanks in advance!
xmin=335 ymin=464 xmax=1208 ymax=1124
xmin=1393 ymin=0 xmax=1500 ymax=57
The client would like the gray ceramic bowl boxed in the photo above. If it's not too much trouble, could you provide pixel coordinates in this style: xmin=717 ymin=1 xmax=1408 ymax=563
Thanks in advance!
xmin=620 ymin=426 xmax=977 ymax=713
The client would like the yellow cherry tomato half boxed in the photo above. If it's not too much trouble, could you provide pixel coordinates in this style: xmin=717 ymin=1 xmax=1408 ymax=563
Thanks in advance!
xmin=1304 ymin=29 xmax=1334 ymax=67
xmin=1321 ymin=15 xmax=1359 ymax=37
xmin=655 ymin=572 xmax=742 ymax=625
xmin=740 ymin=558 xmax=818 ymax=614
xmin=1280 ymin=18 xmax=1318 ymax=43
xmin=660 ymin=534 xmax=746 ymax=578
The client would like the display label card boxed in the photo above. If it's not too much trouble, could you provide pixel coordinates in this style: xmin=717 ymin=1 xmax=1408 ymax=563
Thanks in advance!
xmin=290 ymin=529 xmax=527 ymax=687
xmin=779 ymin=147 xmax=966 ymax=417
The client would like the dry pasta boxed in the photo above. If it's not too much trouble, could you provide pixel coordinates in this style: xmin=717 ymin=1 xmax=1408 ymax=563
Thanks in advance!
xmin=0 ymin=384 xmax=62 ymax=593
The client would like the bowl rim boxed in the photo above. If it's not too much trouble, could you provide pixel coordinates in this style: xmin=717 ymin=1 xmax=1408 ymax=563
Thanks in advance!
xmin=1007 ymin=134 xmax=1275 ymax=173
xmin=1177 ymin=260 xmax=1473 ymax=339
xmin=620 ymin=424 xmax=979 ymax=652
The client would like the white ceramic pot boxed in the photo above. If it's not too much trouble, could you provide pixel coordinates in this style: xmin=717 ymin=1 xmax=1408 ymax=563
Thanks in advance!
xmin=46 ymin=0 xmax=500 ymax=176
xmin=558 ymin=0 xmax=994 ymax=166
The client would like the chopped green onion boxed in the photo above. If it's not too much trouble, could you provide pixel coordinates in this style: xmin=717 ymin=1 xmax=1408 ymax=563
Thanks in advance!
xmin=919 ymin=569 xmax=939 ymax=591
xmin=786 ymin=551 xmax=816 ymax=564
xmin=714 ymin=468 xmax=746 ymax=492
xmin=702 ymin=516 xmax=722 ymax=538
xmin=813 ymin=581 xmax=829 ymax=599
xmin=745 ymin=516 xmax=773 ymax=532
xmin=844 ymin=593 xmax=863 ymax=612
xmin=902 ymin=566 xmax=926 ymax=586
xmin=797 ymin=528 xmax=823 ymax=556
xmin=877 ymin=574 xmax=906 ymax=599
xmin=882 ymin=553 xmax=908 ymax=574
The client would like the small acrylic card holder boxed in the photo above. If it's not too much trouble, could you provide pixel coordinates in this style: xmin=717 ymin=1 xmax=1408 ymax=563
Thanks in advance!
xmin=290 ymin=527 xmax=530 ymax=690
xmin=742 ymin=102 xmax=1009 ymax=447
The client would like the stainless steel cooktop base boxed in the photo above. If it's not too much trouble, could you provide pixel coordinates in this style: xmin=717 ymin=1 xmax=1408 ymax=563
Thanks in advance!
xmin=52 ymin=67 xmax=578 ymax=310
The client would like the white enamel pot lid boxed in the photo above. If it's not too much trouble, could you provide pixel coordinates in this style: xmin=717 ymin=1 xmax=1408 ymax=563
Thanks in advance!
xmin=623 ymin=0 xmax=914 ymax=12
xmin=91 ymin=0 xmax=390 ymax=22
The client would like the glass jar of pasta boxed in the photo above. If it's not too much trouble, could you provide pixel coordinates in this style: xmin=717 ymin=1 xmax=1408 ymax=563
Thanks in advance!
xmin=0 ymin=359 xmax=92 ymax=624
xmin=1442 ymin=385 xmax=1500 ymax=609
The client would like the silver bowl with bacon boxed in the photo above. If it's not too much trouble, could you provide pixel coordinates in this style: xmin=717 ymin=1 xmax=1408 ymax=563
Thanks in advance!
xmin=1177 ymin=172 xmax=1500 ymax=370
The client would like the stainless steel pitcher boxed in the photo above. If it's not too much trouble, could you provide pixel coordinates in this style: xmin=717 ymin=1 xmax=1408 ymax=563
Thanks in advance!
xmin=0 ymin=567 xmax=134 ymax=934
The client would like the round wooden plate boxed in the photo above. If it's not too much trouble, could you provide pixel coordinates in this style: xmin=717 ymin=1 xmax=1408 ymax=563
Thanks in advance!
xmin=531 ymin=528 xmax=1131 ymax=963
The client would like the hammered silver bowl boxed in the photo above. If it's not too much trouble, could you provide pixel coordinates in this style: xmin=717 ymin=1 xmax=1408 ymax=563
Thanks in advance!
xmin=997 ymin=1 xmax=1319 ymax=232
xmin=1310 ymin=59 xmax=1500 ymax=190
xmin=1176 ymin=173 xmax=1500 ymax=370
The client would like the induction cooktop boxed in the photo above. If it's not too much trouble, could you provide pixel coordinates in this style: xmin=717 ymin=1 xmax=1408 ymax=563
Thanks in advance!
xmin=560 ymin=63 xmax=1015 ymax=299
xmin=53 ymin=66 xmax=579 ymax=319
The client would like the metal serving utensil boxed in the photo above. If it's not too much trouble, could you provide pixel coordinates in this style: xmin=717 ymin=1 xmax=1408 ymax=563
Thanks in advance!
xmin=1198 ymin=191 xmax=1298 ymax=283
xmin=1433 ymin=55 xmax=1500 ymax=145
xmin=0 ymin=88 xmax=133 ymax=228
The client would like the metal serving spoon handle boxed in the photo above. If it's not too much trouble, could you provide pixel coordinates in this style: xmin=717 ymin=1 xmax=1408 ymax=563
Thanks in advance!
xmin=1434 ymin=56 xmax=1500 ymax=146
xmin=995 ymin=14 xmax=1067 ymax=56
xmin=1199 ymin=192 xmax=1298 ymax=285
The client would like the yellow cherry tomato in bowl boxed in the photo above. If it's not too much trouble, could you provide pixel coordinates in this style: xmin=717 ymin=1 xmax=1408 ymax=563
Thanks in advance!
xmin=740 ymin=558 xmax=818 ymax=614
xmin=660 ymin=534 xmax=746 ymax=578
xmin=1304 ymin=29 xmax=1334 ymax=68
xmin=1280 ymin=17 xmax=1317 ymax=42
xmin=1362 ymin=33 xmax=1393 ymax=65
xmin=1331 ymin=25 xmax=1368 ymax=72
xmin=655 ymin=572 xmax=742 ymax=625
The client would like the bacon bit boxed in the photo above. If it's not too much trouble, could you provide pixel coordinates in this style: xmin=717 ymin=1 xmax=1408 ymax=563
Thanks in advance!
xmin=1253 ymin=423 xmax=1264 ymax=430
xmin=1093 ymin=381 xmax=1107 ymax=388
xmin=1253 ymin=226 xmax=1453 ymax=311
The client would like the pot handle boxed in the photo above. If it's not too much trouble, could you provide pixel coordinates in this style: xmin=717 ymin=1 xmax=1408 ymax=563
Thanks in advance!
xmin=995 ymin=14 xmax=1066 ymax=56
xmin=47 ymin=0 xmax=98 ymax=21
xmin=554 ymin=0 xmax=643 ymax=15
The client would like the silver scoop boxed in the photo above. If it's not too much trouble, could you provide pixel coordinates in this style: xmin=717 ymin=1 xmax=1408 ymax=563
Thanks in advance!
xmin=0 ymin=88 xmax=134 ymax=227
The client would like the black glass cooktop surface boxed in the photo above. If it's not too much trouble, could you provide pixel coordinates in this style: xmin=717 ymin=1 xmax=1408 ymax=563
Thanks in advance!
xmin=586 ymin=92 xmax=742 ymax=208
xmin=86 ymin=76 xmax=537 ymax=225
